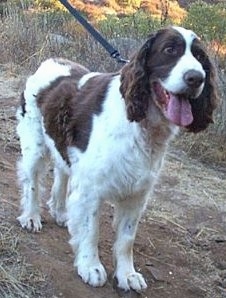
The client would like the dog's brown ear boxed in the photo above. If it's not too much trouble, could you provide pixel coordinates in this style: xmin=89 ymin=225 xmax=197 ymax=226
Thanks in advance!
xmin=120 ymin=34 xmax=156 ymax=122
xmin=186 ymin=41 xmax=219 ymax=133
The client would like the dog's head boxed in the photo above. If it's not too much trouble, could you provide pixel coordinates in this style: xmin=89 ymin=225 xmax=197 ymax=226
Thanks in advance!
xmin=120 ymin=26 xmax=219 ymax=132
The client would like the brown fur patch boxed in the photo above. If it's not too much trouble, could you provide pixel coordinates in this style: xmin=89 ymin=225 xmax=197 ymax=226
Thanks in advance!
xmin=37 ymin=71 xmax=115 ymax=164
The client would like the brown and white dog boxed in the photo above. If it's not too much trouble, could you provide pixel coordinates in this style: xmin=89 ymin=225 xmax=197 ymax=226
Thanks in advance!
xmin=17 ymin=26 xmax=218 ymax=292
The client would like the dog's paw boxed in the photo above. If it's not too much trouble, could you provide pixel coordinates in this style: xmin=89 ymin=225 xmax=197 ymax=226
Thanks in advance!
xmin=48 ymin=202 xmax=67 ymax=227
xmin=77 ymin=263 xmax=107 ymax=287
xmin=50 ymin=210 xmax=67 ymax=227
xmin=116 ymin=272 xmax=147 ymax=292
xmin=55 ymin=211 xmax=67 ymax=227
xmin=17 ymin=214 xmax=42 ymax=232
xmin=127 ymin=272 xmax=147 ymax=292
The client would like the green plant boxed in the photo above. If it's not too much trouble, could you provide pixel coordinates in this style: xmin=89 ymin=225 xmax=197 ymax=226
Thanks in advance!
xmin=182 ymin=1 xmax=226 ymax=44
xmin=98 ymin=10 xmax=161 ymax=40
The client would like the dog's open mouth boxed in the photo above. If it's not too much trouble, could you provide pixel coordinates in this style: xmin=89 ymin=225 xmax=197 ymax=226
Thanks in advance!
xmin=153 ymin=82 xmax=193 ymax=127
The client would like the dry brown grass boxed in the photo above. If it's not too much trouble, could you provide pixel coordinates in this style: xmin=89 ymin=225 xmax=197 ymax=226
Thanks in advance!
xmin=0 ymin=223 xmax=46 ymax=298
xmin=69 ymin=0 xmax=186 ymax=22
xmin=173 ymin=131 xmax=226 ymax=165
xmin=0 ymin=6 xmax=124 ymax=74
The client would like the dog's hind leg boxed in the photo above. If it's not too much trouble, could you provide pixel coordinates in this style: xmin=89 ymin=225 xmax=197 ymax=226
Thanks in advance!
xmin=113 ymin=199 xmax=147 ymax=292
xmin=47 ymin=166 xmax=68 ymax=227
xmin=67 ymin=188 xmax=107 ymax=287
xmin=16 ymin=108 xmax=46 ymax=232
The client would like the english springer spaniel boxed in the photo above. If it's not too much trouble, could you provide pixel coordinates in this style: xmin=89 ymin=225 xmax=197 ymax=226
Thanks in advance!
xmin=17 ymin=26 xmax=218 ymax=292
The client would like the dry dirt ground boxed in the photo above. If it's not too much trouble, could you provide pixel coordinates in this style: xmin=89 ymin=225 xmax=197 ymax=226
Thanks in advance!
xmin=0 ymin=68 xmax=226 ymax=298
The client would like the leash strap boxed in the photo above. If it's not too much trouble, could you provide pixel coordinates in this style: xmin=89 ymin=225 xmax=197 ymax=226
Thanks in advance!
xmin=58 ymin=0 xmax=129 ymax=64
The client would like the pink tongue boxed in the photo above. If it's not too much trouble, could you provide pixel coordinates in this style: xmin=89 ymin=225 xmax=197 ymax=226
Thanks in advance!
xmin=166 ymin=94 xmax=193 ymax=126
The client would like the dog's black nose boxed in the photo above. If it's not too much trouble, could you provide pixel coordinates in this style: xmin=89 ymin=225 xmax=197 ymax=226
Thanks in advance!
xmin=183 ymin=70 xmax=205 ymax=88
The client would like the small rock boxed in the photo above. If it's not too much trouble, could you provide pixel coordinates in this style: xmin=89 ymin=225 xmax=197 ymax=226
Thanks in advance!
xmin=147 ymin=266 xmax=167 ymax=282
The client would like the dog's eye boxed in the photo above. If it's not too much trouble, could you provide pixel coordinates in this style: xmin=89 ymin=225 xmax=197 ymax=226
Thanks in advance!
xmin=163 ymin=47 xmax=178 ymax=56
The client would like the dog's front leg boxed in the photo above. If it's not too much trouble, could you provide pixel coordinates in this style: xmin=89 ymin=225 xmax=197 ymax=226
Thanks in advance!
xmin=113 ymin=200 xmax=147 ymax=292
xmin=67 ymin=191 xmax=107 ymax=287
xmin=47 ymin=166 xmax=68 ymax=227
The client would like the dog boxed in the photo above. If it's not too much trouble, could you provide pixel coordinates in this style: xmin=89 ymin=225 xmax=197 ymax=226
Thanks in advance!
xmin=16 ymin=26 xmax=218 ymax=292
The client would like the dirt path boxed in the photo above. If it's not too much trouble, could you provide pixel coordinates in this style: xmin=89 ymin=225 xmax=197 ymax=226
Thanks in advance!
xmin=0 ymin=71 xmax=226 ymax=298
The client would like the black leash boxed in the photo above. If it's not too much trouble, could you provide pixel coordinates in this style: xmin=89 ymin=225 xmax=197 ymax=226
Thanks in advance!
xmin=58 ymin=0 xmax=129 ymax=64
